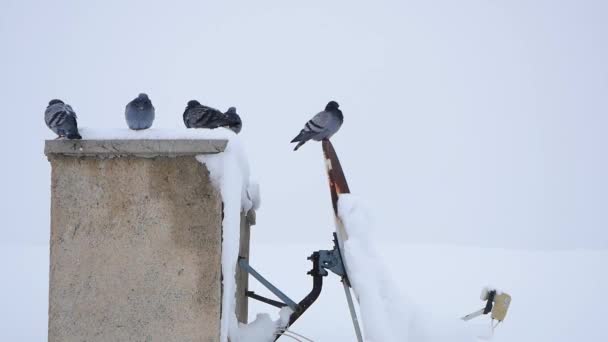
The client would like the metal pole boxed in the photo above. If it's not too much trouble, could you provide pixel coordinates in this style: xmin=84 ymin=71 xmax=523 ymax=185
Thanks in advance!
xmin=342 ymin=281 xmax=363 ymax=342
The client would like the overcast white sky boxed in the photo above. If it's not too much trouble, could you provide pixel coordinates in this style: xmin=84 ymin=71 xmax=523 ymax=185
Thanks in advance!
xmin=1 ymin=0 xmax=607 ymax=249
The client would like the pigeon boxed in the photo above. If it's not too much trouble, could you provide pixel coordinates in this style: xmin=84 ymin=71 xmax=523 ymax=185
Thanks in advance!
xmin=125 ymin=93 xmax=155 ymax=130
xmin=183 ymin=100 xmax=226 ymax=129
xmin=221 ymin=107 xmax=242 ymax=134
xmin=183 ymin=101 xmax=242 ymax=134
xmin=290 ymin=101 xmax=343 ymax=151
xmin=44 ymin=99 xmax=82 ymax=139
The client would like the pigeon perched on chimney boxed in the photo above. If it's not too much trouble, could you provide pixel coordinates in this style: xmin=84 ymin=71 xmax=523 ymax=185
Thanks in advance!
xmin=183 ymin=100 xmax=226 ymax=129
xmin=44 ymin=99 xmax=82 ymax=139
xmin=222 ymin=107 xmax=242 ymax=134
xmin=183 ymin=101 xmax=242 ymax=134
xmin=290 ymin=101 xmax=343 ymax=151
xmin=125 ymin=93 xmax=155 ymax=130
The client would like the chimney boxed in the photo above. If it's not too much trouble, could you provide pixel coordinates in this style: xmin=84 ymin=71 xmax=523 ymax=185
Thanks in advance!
xmin=45 ymin=139 xmax=253 ymax=341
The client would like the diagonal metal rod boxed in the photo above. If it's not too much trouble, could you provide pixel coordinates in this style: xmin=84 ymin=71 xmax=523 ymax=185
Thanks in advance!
xmin=342 ymin=277 xmax=363 ymax=341
xmin=246 ymin=291 xmax=287 ymax=308
xmin=238 ymin=258 xmax=299 ymax=311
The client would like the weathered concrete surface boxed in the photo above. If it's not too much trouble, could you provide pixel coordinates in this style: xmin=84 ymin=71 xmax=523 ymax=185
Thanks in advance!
xmin=45 ymin=139 xmax=227 ymax=158
xmin=47 ymin=140 xmax=251 ymax=342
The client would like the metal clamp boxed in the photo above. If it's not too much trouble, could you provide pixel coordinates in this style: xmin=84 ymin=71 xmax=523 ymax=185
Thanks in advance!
xmin=317 ymin=243 xmax=346 ymax=278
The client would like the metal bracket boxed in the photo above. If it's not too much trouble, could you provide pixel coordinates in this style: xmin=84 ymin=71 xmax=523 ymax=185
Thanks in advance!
xmin=238 ymin=258 xmax=299 ymax=311
xmin=246 ymin=291 xmax=287 ymax=309
xmin=317 ymin=238 xmax=347 ymax=278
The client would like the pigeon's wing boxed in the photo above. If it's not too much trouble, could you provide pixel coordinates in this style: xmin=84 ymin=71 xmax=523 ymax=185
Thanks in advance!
xmin=183 ymin=107 xmax=192 ymax=128
xmin=197 ymin=106 xmax=224 ymax=128
xmin=208 ymin=107 xmax=226 ymax=127
xmin=291 ymin=110 xmax=331 ymax=142
xmin=309 ymin=110 xmax=332 ymax=130
xmin=55 ymin=114 xmax=81 ymax=138
xmin=184 ymin=106 xmax=224 ymax=128
xmin=45 ymin=103 xmax=81 ymax=138
xmin=45 ymin=104 xmax=71 ymax=129
xmin=45 ymin=104 xmax=58 ymax=126
xmin=65 ymin=104 xmax=77 ymax=118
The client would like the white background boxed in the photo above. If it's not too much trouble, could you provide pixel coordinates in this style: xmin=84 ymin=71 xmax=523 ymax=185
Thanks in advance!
xmin=1 ymin=0 xmax=607 ymax=340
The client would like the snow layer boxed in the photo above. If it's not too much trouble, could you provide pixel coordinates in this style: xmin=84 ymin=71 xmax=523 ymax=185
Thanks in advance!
xmin=337 ymin=194 xmax=477 ymax=342
xmin=237 ymin=307 xmax=293 ymax=342
xmin=480 ymin=286 xmax=503 ymax=301
xmin=247 ymin=181 xmax=262 ymax=211
xmin=77 ymin=127 xmax=236 ymax=140
xmin=196 ymin=134 xmax=254 ymax=342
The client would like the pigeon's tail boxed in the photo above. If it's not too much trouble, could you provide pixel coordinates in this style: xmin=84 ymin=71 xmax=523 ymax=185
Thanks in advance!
xmin=290 ymin=134 xmax=302 ymax=143
xmin=293 ymin=140 xmax=307 ymax=151
xmin=291 ymin=130 xmax=315 ymax=151
xmin=291 ymin=130 xmax=312 ymax=143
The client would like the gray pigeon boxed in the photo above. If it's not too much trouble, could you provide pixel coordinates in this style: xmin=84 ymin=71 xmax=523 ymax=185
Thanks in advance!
xmin=221 ymin=107 xmax=242 ymax=134
xmin=45 ymin=99 xmax=82 ymax=139
xmin=290 ymin=101 xmax=343 ymax=151
xmin=183 ymin=100 xmax=235 ymax=131
xmin=125 ymin=93 xmax=155 ymax=130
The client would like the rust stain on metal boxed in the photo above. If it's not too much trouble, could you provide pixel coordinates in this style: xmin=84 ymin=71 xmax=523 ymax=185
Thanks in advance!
xmin=322 ymin=140 xmax=350 ymax=215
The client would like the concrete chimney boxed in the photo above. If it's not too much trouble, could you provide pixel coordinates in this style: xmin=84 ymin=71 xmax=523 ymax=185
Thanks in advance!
xmin=45 ymin=139 xmax=253 ymax=342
